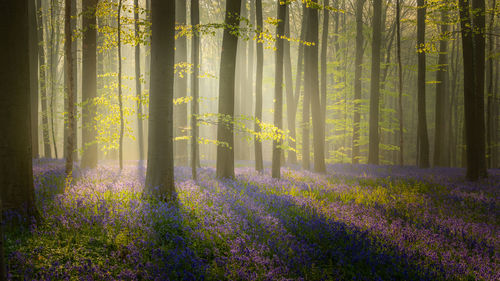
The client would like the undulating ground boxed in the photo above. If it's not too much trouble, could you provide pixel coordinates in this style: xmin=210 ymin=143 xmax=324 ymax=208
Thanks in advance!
xmin=4 ymin=159 xmax=499 ymax=280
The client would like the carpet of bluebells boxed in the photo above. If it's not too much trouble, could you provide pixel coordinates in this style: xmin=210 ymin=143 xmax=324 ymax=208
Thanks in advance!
xmin=4 ymin=159 xmax=499 ymax=280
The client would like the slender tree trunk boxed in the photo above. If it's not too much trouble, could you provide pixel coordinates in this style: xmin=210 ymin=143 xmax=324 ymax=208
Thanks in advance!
xmin=134 ymin=0 xmax=144 ymax=163
xmin=486 ymin=0 xmax=496 ymax=168
xmin=254 ymin=0 xmax=264 ymax=172
xmin=81 ymin=0 xmax=98 ymax=169
xmin=368 ymin=0 xmax=383 ymax=165
xmin=64 ymin=0 xmax=77 ymax=161
xmin=191 ymin=0 xmax=200 ymax=180
xmin=272 ymin=0 xmax=286 ymax=179
xmin=433 ymin=8 xmax=449 ymax=167
xmin=352 ymin=0 xmax=365 ymax=164
xmin=283 ymin=6 xmax=296 ymax=165
xmin=117 ymin=0 xmax=124 ymax=170
xmin=416 ymin=0 xmax=430 ymax=168
xmin=37 ymin=0 xmax=51 ymax=158
xmin=320 ymin=0 xmax=329 ymax=160
xmin=0 ymin=0 xmax=39 ymax=218
xmin=145 ymin=0 xmax=176 ymax=198
xmin=49 ymin=0 xmax=59 ymax=159
xmin=305 ymin=0 xmax=325 ymax=173
xmin=65 ymin=0 xmax=76 ymax=175
xmin=174 ymin=0 xmax=188 ymax=166
xmin=216 ymin=0 xmax=242 ymax=178
xmin=29 ymin=0 xmax=39 ymax=159
xmin=396 ymin=0 xmax=404 ymax=166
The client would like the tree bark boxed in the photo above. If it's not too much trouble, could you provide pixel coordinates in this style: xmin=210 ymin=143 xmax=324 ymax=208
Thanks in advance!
xmin=64 ymin=0 xmax=78 ymax=162
xmin=217 ymin=0 xmax=242 ymax=179
xmin=145 ymin=0 xmax=176 ymax=199
xmin=283 ymin=7 xmax=297 ymax=165
xmin=37 ymin=0 xmax=51 ymax=158
xmin=368 ymin=0 xmax=382 ymax=165
xmin=320 ymin=0 xmax=329 ymax=161
xmin=64 ymin=0 xmax=76 ymax=175
xmin=29 ymin=0 xmax=39 ymax=159
xmin=396 ymin=0 xmax=404 ymax=166
xmin=191 ymin=0 xmax=200 ymax=180
xmin=254 ymin=0 xmax=264 ymax=172
xmin=0 ymin=0 xmax=39 ymax=218
xmin=81 ymin=0 xmax=99 ymax=169
xmin=272 ymin=0 xmax=286 ymax=178
xmin=352 ymin=0 xmax=365 ymax=164
xmin=117 ymin=0 xmax=124 ymax=170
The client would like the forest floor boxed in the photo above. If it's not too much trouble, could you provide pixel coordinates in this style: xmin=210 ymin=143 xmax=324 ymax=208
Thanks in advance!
xmin=4 ymin=160 xmax=499 ymax=280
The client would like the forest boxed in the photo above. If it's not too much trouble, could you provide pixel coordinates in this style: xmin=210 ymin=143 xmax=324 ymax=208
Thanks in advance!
xmin=0 ymin=0 xmax=499 ymax=280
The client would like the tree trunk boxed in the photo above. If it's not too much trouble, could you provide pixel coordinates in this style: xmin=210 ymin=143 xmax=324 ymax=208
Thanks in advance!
xmin=352 ymin=0 xmax=365 ymax=164
xmin=217 ymin=0 xmax=242 ymax=179
xmin=64 ymin=0 xmax=78 ymax=162
xmin=320 ymin=0 xmax=329 ymax=161
xmin=64 ymin=0 xmax=76 ymax=175
xmin=305 ymin=0 xmax=325 ymax=173
xmin=0 ymin=0 xmax=39 ymax=218
xmin=191 ymin=0 xmax=200 ymax=180
xmin=433 ymin=8 xmax=449 ymax=167
xmin=174 ymin=0 xmax=188 ymax=166
xmin=134 ymin=0 xmax=144 ymax=163
xmin=416 ymin=0 xmax=430 ymax=168
xmin=284 ymin=7 xmax=297 ymax=165
xmin=49 ymin=0 xmax=59 ymax=159
xmin=272 ymin=0 xmax=286 ymax=179
xmin=37 ymin=0 xmax=51 ymax=158
xmin=81 ymin=0 xmax=98 ymax=169
xmin=145 ymin=0 xmax=176 ymax=199
xmin=368 ymin=0 xmax=382 ymax=165
xmin=29 ymin=0 xmax=39 ymax=159
xmin=254 ymin=0 xmax=264 ymax=172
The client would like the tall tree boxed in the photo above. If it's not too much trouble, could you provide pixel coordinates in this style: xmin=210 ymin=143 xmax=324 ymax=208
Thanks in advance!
xmin=284 ymin=6 xmax=297 ymax=165
xmin=416 ymin=0 xmax=429 ymax=168
xmin=433 ymin=6 xmax=449 ymax=167
xmin=352 ymin=0 xmax=365 ymax=164
xmin=254 ymin=0 xmax=264 ymax=172
xmin=37 ymin=0 xmax=51 ymax=158
xmin=174 ymin=0 xmax=188 ymax=166
xmin=272 ymin=0 xmax=286 ymax=178
xmin=134 ymin=0 xmax=144 ymax=163
xmin=65 ymin=0 xmax=76 ymax=175
xmin=29 ymin=0 xmax=39 ymax=159
xmin=191 ymin=0 xmax=200 ymax=180
xmin=117 ymin=0 xmax=124 ymax=170
xmin=320 ymin=0 xmax=329 ymax=156
xmin=0 ymin=0 xmax=38 ymax=218
xmin=216 ymin=0 xmax=242 ymax=179
xmin=368 ymin=0 xmax=382 ymax=165
xmin=49 ymin=0 xmax=59 ymax=159
xmin=486 ymin=0 xmax=496 ymax=168
xmin=302 ymin=3 xmax=311 ymax=170
xmin=306 ymin=0 xmax=326 ymax=173
xmin=81 ymin=0 xmax=99 ymax=169
xmin=145 ymin=0 xmax=176 ymax=198
xmin=396 ymin=0 xmax=404 ymax=165
xmin=64 ymin=0 xmax=78 ymax=162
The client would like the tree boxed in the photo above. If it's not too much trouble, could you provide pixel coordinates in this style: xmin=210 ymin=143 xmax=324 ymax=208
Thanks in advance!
xmin=216 ymin=0 xmax=242 ymax=179
xmin=29 ymin=0 xmax=39 ymax=159
xmin=368 ymin=0 xmax=382 ymax=165
xmin=145 ymin=0 xmax=176 ymax=198
xmin=81 ymin=0 xmax=99 ymax=169
xmin=304 ymin=0 xmax=325 ymax=173
xmin=65 ymin=0 xmax=76 ymax=175
xmin=135 ymin=0 xmax=144 ymax=163
xmin=352 ymin=0 xmax=365 ymax=164
xmin=191 ymin=0 xmax=200 ymax=180
xmin=0 ymin=0 xmax=38 ymax=218
xmin=254 ymin=0 xmax=264 ymax=172
xmin=486 ymin=0 xmax=496 ymax=168
xmin=302 ymin=3 xmax=311 ymax=170
xmin=174 ymin=0 xmax=188 ymax=166
xmin=433 ymin=6 xmax=449 ymax=167
xmin=37 ymin=0 xmax=51 ymax=158
xmin=284 ymin=6 xmax=297 ymax=165
xmin=272 ymin=0 xmax=287 ymax=179
xmin=64 ymin=0 xmax=78 ymax=162
xmin=416 ymin=0 xmax=429 ymax=168
xmin=117 ymin=0 xmax=124 ymax=170
xmin=320 ymin=0 xmax=329 ymax=158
